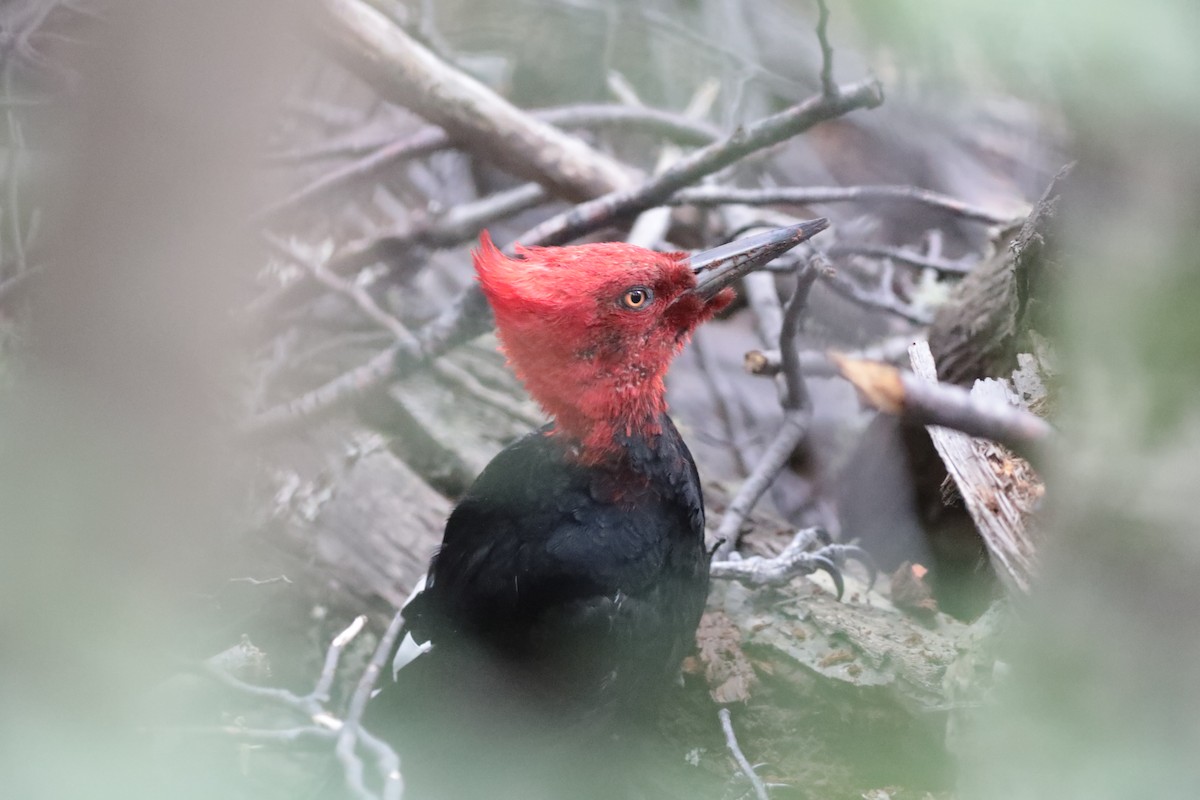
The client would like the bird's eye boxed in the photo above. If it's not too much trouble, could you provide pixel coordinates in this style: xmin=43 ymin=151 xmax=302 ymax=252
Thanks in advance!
xmin=621 ymin=287 xmax=653 ymax=310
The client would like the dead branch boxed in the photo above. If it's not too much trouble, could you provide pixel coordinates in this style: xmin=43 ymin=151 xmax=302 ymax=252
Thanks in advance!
xmin=673 ymin=184 xmax=1020 ymax=226
xmin=313 ymin=0 xmax=633 ymax=202
xmin=833 ymin=348 xmax=1054 ymax=465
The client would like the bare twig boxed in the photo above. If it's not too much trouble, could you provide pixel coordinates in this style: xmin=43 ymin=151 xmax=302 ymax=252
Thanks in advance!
xmin=314 ymin=0 xmax=633 ymax=202
xmin=337 ymin=610 xmax=407 ymax=800
xmin=431 ymin=359 xmax=543 ymax=429
xmin=828 ymin=242 xmax=975 ymax=275
xmin=833 ymin=347 xmax=1054 ymax=464
xmin=261 ymin=104 xmax=720 ymax=218
xmin=718 ymin=707 xmax=771 ymax=800
xmin=312 ymin=614 xmax=367 ymax=705
xmin=710 ymin=410 xmax=807 ymax=561
xmin=244 ymin=75 xmax=883 ymax=439
xmin=199 ymin=618 xmax=405 ymax=800
xmin=262 ymin=234 xmax=420 ymax=351
xmin=818 ymin=268 xmax=932 ymax=325
xmin=148 ymin=724 xmax=337 ymax=746
xmin=250 ymin=183 xmax=547 ymax=325
xmin=672 ymin=184 xmax=1020 ymax=226
xmin=778 ymin=262 xmax=821 ymax=410
xmin=516 ymin=79 xmax=882 ymax=248
xmin=692 ymin=328 xmax=755 ymax=475
xmin=815 ymin=0 xmax=836 ymax=99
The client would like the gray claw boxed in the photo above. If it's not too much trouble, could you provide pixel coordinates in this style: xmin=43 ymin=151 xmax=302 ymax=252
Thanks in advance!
xmin=807 ymin=554 xmax=844 ymax=600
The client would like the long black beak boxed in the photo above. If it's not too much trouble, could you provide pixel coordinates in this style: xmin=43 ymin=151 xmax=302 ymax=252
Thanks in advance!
xmin=686 ymin=219 xmax=829 ymax=300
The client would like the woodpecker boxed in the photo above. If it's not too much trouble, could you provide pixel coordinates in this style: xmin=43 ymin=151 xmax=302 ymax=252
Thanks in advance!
xmin=366 ymin=221 xmax=829 ymax=799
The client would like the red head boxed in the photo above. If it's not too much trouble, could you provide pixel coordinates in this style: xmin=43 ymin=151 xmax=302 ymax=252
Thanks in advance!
xmin=474 ymin=231 xmax=733 ymax=459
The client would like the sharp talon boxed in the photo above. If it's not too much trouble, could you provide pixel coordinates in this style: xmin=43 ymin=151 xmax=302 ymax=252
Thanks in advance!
xmin=809 ymin=554 xmax=844 ymax=600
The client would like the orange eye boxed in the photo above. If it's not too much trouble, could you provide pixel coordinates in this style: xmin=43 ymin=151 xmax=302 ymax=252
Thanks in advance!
xmin=621 ymin=287 xmax=653 ymax=310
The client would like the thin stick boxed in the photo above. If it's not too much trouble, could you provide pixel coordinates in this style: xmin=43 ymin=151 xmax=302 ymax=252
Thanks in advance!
xmin=260 ymin=104 xmax=721 ymax=218
xmin=719 ymin=707 xmax=771 ymax=800
xmin=672 ymin=184 xmax=1020 ymax=226
xmin=778 ymin=262 xmax=820 ymax=410
xmin=336 ymin=610 xmax=407 ymax=800
xmin=829 ymin=243 xmax=974 ymax=274
xmin=710 ymin=409 xmax=807 ymax=561
xmin=312 ymin=614 xmax=367 ymax=705
xmin=815 ymin=0 xmax=836 ymax=99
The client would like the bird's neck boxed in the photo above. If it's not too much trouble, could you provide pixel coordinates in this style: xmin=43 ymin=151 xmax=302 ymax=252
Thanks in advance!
xmin=528 ymin=373 xmax=670 ymax=465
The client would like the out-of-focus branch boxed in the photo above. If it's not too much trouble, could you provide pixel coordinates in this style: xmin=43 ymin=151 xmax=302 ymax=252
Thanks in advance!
xmin=249 ymin=183 xmax=547 ymax=325
xmin=819 ymin=267 xmax=933 ymax=324
xmin=195 ymin=619 xmax=403 ymax=800
xmin=673 ymin=184 xmax=1020 ymax=226
xmin=815 ymin=0 xmax=836 ymax=99
xmin=336 ymin=610 xmax=406 ymax=800
xmin=718 ymin=707 xmax=770 ymax=800
xmin=833 ymin=347 xmax=1054 ymax=465
xmin=828 ymin=242 xmax=975 ymax=274
xmin=313 ymin=0 xmax=633 ymax=202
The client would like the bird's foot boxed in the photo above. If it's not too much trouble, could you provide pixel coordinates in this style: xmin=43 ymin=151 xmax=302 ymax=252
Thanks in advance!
xmin=787 ymin=528 xmax=877 ymax=601
xmin=709 ymin=527 xmax=876 ymax=601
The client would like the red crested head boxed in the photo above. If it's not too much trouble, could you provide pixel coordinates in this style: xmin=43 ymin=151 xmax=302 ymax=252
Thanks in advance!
xmin=474 ymin=231 xmax=734 ymax=459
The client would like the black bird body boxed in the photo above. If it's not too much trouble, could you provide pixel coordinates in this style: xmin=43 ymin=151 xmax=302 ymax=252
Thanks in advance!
xmin=400 ymin=416 xmax=708 ymax=724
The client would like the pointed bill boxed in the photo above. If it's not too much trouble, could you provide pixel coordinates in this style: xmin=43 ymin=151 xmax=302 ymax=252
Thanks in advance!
xmin=686 ymin=218 xmax=829 ymax=300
